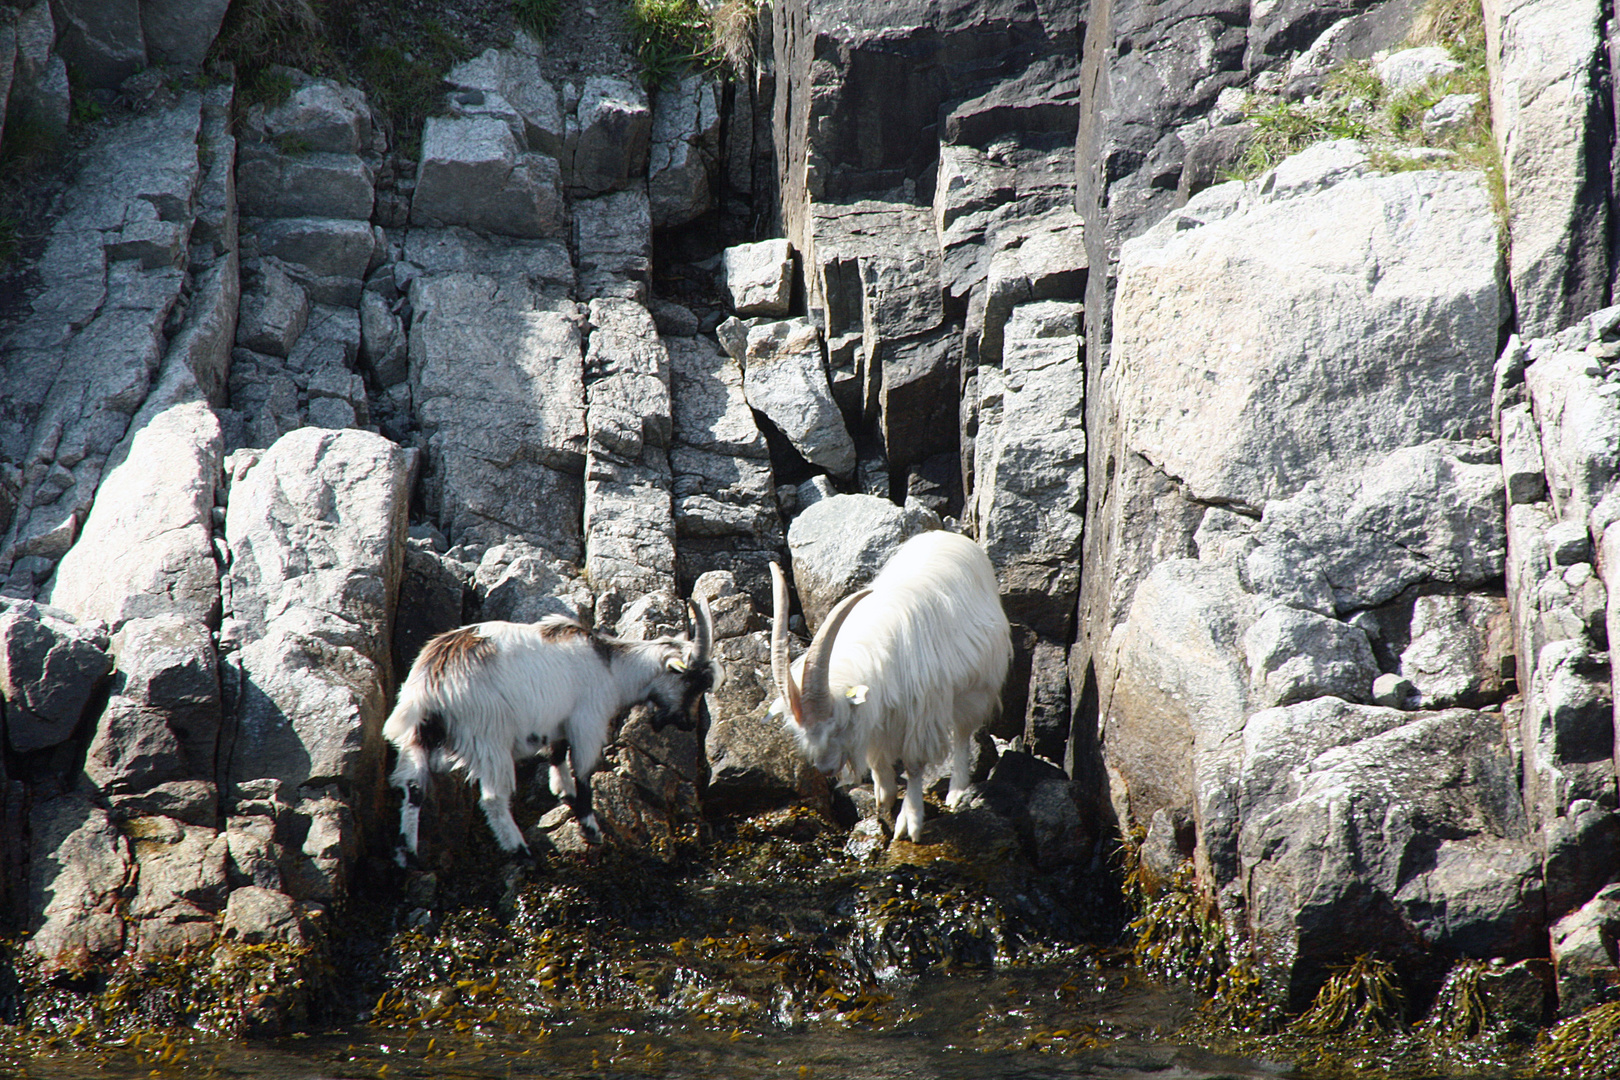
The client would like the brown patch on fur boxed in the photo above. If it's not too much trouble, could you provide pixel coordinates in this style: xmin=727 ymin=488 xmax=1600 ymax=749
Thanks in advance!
xmin=538 ymin=617 xmax=620 ymax=665
xmin=419 ymin=626 xmax=496 ymax=684
xmin=536 ymin=617 xmax=591 ymax=642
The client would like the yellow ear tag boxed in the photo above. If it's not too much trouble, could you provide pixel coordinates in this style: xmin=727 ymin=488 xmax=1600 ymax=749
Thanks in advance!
xmin=668 ymin=658 xmax=689 ymax=672
xmin=845 ymin=685 xmax=868 ymax=705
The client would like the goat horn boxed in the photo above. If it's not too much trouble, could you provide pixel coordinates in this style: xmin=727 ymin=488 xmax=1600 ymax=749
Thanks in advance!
xmin=769 ymin=562 xmax=803 ymax=724
xmin=688 ymin=592 xmax=714 ymax=662
xmin=797 ymin=587 xmax=871 ymax=726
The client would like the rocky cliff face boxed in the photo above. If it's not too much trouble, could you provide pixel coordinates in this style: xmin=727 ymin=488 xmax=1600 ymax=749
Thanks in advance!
xmin=2 ymin=0 xmax=1620 ymax=1035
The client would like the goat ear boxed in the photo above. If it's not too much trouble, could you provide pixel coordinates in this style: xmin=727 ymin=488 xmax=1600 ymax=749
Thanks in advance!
xmin=666 ymin=657 xmax=689 ymax=673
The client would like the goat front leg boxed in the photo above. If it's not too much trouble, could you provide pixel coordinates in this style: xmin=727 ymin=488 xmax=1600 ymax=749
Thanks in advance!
xmin=869 ymin=756 xmax=898 ymax=834
xmin=548 ymin=739 xmax=603 ymax=844
xmin=945 ymin=734 xmax=974 ymax=811
xmin=897 ymin=766 xmax=928 ymax=842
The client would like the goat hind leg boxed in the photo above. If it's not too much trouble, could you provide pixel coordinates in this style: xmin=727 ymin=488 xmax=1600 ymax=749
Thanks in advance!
xmin=477 ymin=758 xmax=531 ymax=856
xmin=391 ymin=742 xmax=431 ymax=867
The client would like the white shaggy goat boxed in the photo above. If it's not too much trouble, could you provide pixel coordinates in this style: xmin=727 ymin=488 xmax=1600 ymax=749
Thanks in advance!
xmin=384 ymin=598 xmax=719 ymax=863
xmin=769 ymin=529 xmax=1012 ymax=841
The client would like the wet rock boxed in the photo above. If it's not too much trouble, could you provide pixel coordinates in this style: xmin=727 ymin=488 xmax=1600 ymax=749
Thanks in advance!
xmin=967 ymin=751 xmax=1086 ymax=868
xmin=411 ymin=116 xmax=564 ymax=239
xmin=46 ymin=401 xmax=223 ymax=630
xmin=721 ymin=239 xmax=793 ymax=317
xmin=705 ymin=710 xmax=829 ymax=816
xmin=25 ymin=797 xmax=131 ymax=972
xmin=0 ymin=609 xmax=112 ymax=752
xmin=221 ymin=885 xmax=310 ymax=947
xmin=648 ymin=73 xmax=719 ymax=228
xmin=1212 ymin=699 xmax=1542 ymax=1009
xmin=1551 ymin=882 xmax=1620 ymax=1015
xmin=786 ymin=495 xmax=940 ymax=632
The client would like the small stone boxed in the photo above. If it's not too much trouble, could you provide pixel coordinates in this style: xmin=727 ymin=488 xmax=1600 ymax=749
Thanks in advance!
xmin=1372 ymin=672 xmax=1417 ymax=708
xmin=1548 ymin=520 xmax=1591 ymax=565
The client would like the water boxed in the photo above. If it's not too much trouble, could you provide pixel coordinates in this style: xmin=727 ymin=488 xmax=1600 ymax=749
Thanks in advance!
xmin=0 ymin=810 xmax=1557 ymax=1079
xmin=9 ymin=968 xmax=1293 ymax=1080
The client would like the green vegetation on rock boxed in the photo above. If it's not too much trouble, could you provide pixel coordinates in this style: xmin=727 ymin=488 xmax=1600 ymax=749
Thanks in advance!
xmin=627 ymin=0 xmax=758 ymax=86
xmin=1232 ymin=0 xmax=1499 ymax=206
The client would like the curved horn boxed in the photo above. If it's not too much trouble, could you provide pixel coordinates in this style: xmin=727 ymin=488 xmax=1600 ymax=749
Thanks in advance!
xmin=796 ymin=587 xmax=871 ymax=726
xmin=769 ymin=562 xmax=803 ymax=724
xmin=688 ymin=592 xmax=714 ymax=663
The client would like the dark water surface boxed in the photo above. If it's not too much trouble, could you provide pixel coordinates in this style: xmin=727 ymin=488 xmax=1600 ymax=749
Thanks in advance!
xmin=8 ymin=967 xmax=1295 ymax=1080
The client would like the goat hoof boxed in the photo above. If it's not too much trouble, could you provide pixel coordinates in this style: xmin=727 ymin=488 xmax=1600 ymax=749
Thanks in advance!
xmin=396 ymin=847 xmax=428 ymax=873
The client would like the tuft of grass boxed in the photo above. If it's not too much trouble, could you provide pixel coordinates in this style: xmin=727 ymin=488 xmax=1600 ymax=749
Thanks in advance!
xmin=627 ymin=0 xmax=711 ymax=87
xmin=1408 ymin=0 xmax=1487 ymax=54
xmin=356 ymin=18 xmax=473 ymax=159
xmin=210 ymin=0 xmax=335 ymax=107
xmin=1292 ymin=955 xmax=1406 ymax=1036
xmin=1234 ymin=96 xmax=1373 ymax=177
xmin=513 ymin=0 xmax=562 ymax=40
xmin=627 ymin=0 xmax=758 ymax=87
xmin=710 ymin=0 xmax=760 ymax=74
